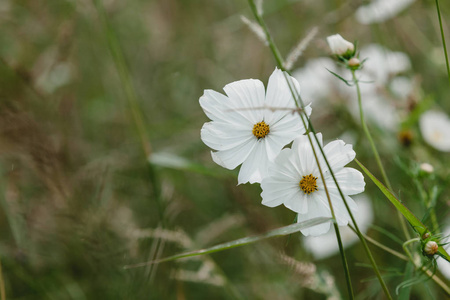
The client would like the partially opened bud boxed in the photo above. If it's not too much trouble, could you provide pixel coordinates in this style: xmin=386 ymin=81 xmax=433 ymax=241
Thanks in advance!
xmin=420 ymin=163 xmax=434 ymax=174
xmin=424 ymin=241 xmax=438 ymax=256
xmin=327 ymin=34 xmax=355 ymax=57
xmin=348 ymin=57 xmax=361 ymax=68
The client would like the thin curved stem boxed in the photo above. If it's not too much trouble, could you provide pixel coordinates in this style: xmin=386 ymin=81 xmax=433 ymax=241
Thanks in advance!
xmin=435 ymin=0 xmax=450 ymax=87
xmin=0 ymin=259 xmax=5 ymax=300
xmin=247 ymin=2 xmax=354 ymax=298
xmin=351 ymin=70 xmax=411 ymax=241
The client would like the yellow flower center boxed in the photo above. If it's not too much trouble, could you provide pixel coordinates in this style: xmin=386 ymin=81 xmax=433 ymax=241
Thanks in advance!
xmin=299 ymin=174 xmax=318 ymax=195
xmin=252 ymin=121 xmax=270 ymax=139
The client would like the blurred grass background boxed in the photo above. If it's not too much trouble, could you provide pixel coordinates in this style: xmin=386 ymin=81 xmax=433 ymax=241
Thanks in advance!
xmin=0 ymin=0 xmax=449 ymax=299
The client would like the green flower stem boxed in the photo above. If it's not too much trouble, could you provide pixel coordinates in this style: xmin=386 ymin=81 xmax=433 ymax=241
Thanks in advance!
xmin=247 ymin=1 xmax=355 ymax=298
xmin=402 ymin=238 xmax=450 ymax=296
xmin=124 ymin=217 xmax=331 ymax=268
xmin=247 ymin=2 xmax=394 ymax=299
xmin=351 ymin=70 xmax=411 ymax=241
xmin=435 ymin=0 xmax=450 ymax=87
xmin=93 ymin=0 xmax=164 ymax=225
xmin=413 ymin=177 xmax=439 ymax=233
xmin=350 ymin=225 xmax=450 ymax=296
xmin=348 ymin=225 xmax=409 ymax=261
xmin=306 ymin=133 xmax=354 ymax=300
xmin=0 ymin=259 xmax=5 ymax=300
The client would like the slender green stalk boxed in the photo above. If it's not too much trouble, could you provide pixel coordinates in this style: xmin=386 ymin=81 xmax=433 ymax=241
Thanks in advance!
xmin=413 ymin=177 xmax=439 ymax=233
xmin=305 ymin=133 xmax=354 ymax=299
xmin=93 ymin=0 xmax=165 ymax=224
xmin=124 ymin=217 xmax=331 ymax=268
xmin=435 ymin=0 xmax=450 ymax=87
xmin=0 ymin=259 xmax=5 ymax=300
xmin=247 ymin=3 xmax=394 ymax=297
xmin=246 ymin=2 xmax=398 ymax=299
xmin=351 ymin=226 xmax=450 ymax=296
xmin=351 ymin=70 xmax=411 ymax=241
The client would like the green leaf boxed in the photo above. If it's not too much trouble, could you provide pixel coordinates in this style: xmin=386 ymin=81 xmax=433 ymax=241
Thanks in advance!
xmin=124 ymin=216 xmax=331 ymax=269
xmin=355 ymin=159 xmax=450 ymax=263
xmin=326 ymin=68 xmax=352 ymax=86
xmin=148 ymin=152 xmax=230 ymax=177
xmin=397 ymin=263 xmax=414 ymax=299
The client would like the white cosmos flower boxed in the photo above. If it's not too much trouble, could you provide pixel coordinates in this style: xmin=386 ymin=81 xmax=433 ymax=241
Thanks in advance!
xmin=419 ymin=110 xmax=450 ymax=152
xmin=355 ymin=0 xmax=416 ymax=25
xmin=200 ymin=68 xmax=312 ymax=184
xmin=261 ymin=133 xmax=365 ymax=236
xmin=303 ymin=195 xmax=373 ymax=259
xmin=437 ymin=225 xmax=450 ymax=279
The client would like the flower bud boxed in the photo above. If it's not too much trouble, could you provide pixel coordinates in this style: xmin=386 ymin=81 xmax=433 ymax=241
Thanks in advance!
xmin=420 ymin=163 xmax=434 ymax=174
xmin=424 ymin=241 xmax=438 ymax=256
xmin=348 ymin=57 xmax=360 ymax=68
xmin=326 ymin=34 xmax=355 ymax=57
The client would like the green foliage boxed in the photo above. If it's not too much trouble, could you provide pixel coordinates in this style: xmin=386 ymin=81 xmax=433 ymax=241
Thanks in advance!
xmin=0 ymin=0 xmax=449 ymax=299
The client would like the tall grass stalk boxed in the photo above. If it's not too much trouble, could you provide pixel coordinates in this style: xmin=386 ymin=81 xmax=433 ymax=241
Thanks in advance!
xmin=350 ymin=225 xmax=450 ymax=296
xmin=248 ymin=1 xmax=353 ymax=297
xmin=351 ymin=70 xmax=411 ymax=242
xmin=92 ymin=0 xmax=165 ymax=225
xmin=247 ymin=1 xmax=394 ymax=299
xmin=0 ymin=259 xmax=5 ymax=300
xmin=435 ymin=0 xmax=450 ymax=87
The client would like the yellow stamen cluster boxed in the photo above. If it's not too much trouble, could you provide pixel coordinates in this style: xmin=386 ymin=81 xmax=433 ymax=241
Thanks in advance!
xmin=252 ymin=121 xmax=270 ymax=139
xmin=299 ymin=174 xmax=318 ymax=195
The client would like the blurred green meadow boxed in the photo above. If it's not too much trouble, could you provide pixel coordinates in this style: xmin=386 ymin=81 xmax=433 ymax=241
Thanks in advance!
xmin=0 ymin=0 xmax=449 ymax=299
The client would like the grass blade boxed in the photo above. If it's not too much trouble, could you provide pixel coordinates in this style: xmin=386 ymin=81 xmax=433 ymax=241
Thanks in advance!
xmin=355 ymin=159 xmax=450 ymax=262
xmin=124 ymin=217 xmax=331 ymax=268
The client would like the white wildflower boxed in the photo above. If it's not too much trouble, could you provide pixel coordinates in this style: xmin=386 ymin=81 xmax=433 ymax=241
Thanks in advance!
xmin=261 ymin=133 xmax=365 ymax=236
xmin=437 ymin=226 xmax=450 ymax=279
xmin=355 ymin=0 xmax=416 ymax=25
xmin=419 ymin=110 xmax=450 ymax=152
xmin=200 ymin=68 xmax=311 ymax=184
xmin=303 ymin=195 xmax=373 ymax=259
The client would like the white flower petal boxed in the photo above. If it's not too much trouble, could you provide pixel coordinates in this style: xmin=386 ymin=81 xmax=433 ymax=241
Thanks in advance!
xmin=261 ymin=179 xmax=299 ymax=208
xmin=323 ymin=140 xmax=356 ymax=173
xmin=355 ymin=0 xmax=415 ymax=25
xmin=283 ymin=190 xmax=308 ymax=213
xmin=292 ymin=133 xmax=323 ymax=175
xmin=437 ymin=225 xmax=450 ymax=279
xmin=298 ymin=196 xmax=332 ymax=237
xmin=223 ymin=78 xmax=265 ymax=124
xmin=201 ymin=122 xmax=253 ymax=151
xmin=211 ymin=138 xmax=256 ymax=170
xmin=304 ymin=195 xmax=373 ymax=259
xmin=326 ymin=34 xmax=354 ymax=56
xmin=326 ymin=168 xmax=365 ymax=196
xmin=200 ymin=90 xmax=253 ymax=128
xmin=260 ymin=132 xmax=364 ymax=237
xmin=265 ymin=68 xmax=304 ymax=124
xmin=419 ymin=110 xmax=450 ymax=152
xmin=237 ymin=140 xmax=268 ymax=184
xmin=200 ymin=69 xmax=309 ymax=184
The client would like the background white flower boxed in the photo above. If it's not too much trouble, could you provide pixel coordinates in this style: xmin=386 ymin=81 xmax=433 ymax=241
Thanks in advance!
xmin=437 ymin=225 xmax=450 ymax=279
xmin=355 ymin=0 xmax=416 ymax=25
xmin=200 ymin=68 xmax=312 ymax=184
xmin=293 ymin=44 xmax=413 ymax=131
xmin=303 ymin=195 xmax=373 ymax=259
xmin=261 ymin=133 xmax=365 ymax=236
xmin=419 ymin=110 xmax=450 ymax=152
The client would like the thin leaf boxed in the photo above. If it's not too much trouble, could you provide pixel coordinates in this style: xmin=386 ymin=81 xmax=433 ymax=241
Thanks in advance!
xmin=149 ymin=152 xmax=230 ymax=177
xmin=124 ymin=216 xmax=331 ymax=269
xmin=397 ymin=263 xmax=414 ymax=299
xmin=356 ymin=159 xmax=450 ymax=262
xmin=326 ymin=68 xmax=352 ymax=86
